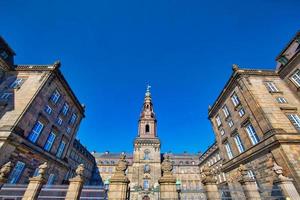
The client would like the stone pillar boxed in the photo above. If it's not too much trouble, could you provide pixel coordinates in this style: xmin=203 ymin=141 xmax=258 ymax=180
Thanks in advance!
xmin=159 ymin=155 xmax=178 ymax=200
xmin=0 ymin=161 xmax=13 ymax=185
xmin=65 ymin=164 xmax=85 ymax=200
xmin=22 ymin=162 xmax=48 ymax=200
xmin=273 ymin=162 xmax=300 ymax=199
xmin=108 ymin=154 xmax=130 ymax=200
xmin=201 ymin=166 xmax=221 ymax=200
xmin=238 ymin=164 xmax=261 ymax=200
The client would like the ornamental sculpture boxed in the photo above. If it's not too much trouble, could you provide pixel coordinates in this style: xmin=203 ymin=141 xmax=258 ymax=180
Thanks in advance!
xmin=37 ymin=162 xmax=48 ymax=178
xmin=161 ymin=154 xmax=173 ymax=176
xmin=201 ymin=165 xmax=217 ymax=184
xmin=0 ymin=161 xmax=13 ymax=181
xmin=273 ymin=162 xmax=290 ymax=181
xmin=115 ymin=154 xmax=128 ymax=175
xmin=75 ymin=164 xmax=85 ymax=178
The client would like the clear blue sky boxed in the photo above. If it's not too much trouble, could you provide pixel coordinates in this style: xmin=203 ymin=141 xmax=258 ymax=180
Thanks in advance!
xmin=1 ymin=0 xmax=299 ymax=154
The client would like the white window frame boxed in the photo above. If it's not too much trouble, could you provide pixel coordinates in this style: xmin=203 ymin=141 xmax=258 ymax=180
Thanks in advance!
xmin=44 ymin=105 xmax=52 ymax=115
xmin=245 ymin=124 xmax=260 ymax=145
xmin=225 ymin=142 xmax=234 ymax=159
xmin=287 ymin=114 xmax=300 ymax=131
xmin=222 ymin=105 xmax=230 ymax=118
xmin=56 ymin=141 xmax=66 ymax=158
xmin=266 ymin=82 xmax=279 ymax=92
xmin=66 ymin=127 xmax=71 ymax=134
xmin=8 ymin=161 xmax=25 ymax=184
xmin=291 ymin=69 xmax=300 ymax=87
xmin=231 ymin=93 xmax=240 ymax=107
xmin=143 ymin=179 xmax=150 ymax=189
xmin=228 ymin=120 xmax=234 ymax=128
xmin=28 ymin=121 xmax=44 ymax=143
xmin=70 ymin=113 xmax=77 ymax=125
xmin=62 ymin=102 xmax=69 ymax=115
xmin=10 ymin=78 xmax=24 ymax=89
xmin=220 ymin=129 xmax=225 ymax=136
xmin=0 ymin=92 xmax=12 ymax=99
xmin=216 ymin=115 xmax=222 ymax=127
xmin=238 ymin=108 xmax=245 ymax=117
xmin=57 ymin=117 xmax=63 ymax=126
xmin=44 ymin=132 xmax=56 ymax=152
xmin=276 ymin=97 xmax=288 ymax=104
xmin=234 ymin=134 xmax=245 ymax=153
xmin=50 ymin=89 xmax=61 ymax=104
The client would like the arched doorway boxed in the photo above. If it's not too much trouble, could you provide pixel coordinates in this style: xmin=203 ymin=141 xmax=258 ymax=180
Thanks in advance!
xmin=142 ymin=195 xmax=150 ymax=200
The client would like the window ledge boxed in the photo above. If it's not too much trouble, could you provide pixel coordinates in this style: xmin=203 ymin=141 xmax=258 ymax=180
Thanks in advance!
xmin=280 ymin=106 xmax=297 ymax=111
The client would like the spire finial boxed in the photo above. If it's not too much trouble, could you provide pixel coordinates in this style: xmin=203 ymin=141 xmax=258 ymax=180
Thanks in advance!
xmin=145 ymin=84 xmax=151 ymax=97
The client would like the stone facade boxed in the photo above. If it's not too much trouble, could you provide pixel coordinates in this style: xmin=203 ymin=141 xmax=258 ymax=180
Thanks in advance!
xmin=0 ymin=36 xmax=87 ymax=185
xmin=207 ymin=31 xmax=300 ymax=197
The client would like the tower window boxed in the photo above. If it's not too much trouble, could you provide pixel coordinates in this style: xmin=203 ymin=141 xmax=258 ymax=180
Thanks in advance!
xmin=143 ymin=179 xmax=149 ymax=189
xmin=145 ymin=124 xmax=150 ymax=133
xmin=144 ymin=150 xmax=150 ymax=160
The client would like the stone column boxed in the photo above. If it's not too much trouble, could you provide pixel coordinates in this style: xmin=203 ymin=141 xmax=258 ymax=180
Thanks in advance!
xmin=22 ymin=162 xmax=48 ymax=200
xmin=0 ymin=161 xmax=13 ymax=190
xmin=273 ymin=162 xmax=300 ymax=199
xmin=65 ymin=164 xmax=85 ymax=200
xmin=158 ymin=155 xmax=177 ymax=200
xmin=238 ymin=164 xmax=261 ymax=200
xmin=108 ymin=154 xmax=130 ymax=200
xmin=201 ymin=166 xmax=221 ymax=200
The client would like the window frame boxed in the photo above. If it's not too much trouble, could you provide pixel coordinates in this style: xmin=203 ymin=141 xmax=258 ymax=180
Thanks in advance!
xmin=43 ymin=132 xmax=56 ymax=152
xmin=287 ymin=114 xmax=300 ymax=131
xmin=265 ymin=82 xmax=279 ymax=93
xmin=231 ymin=93 xmax=240 ymax=107
xmin=28 ymin=121 xmax=44 ymax=143
xmin=234 ymin=134 xmax=245 ymax=153
xmin=290 ymin=69 xmax=300 ymax=87
xmin=224 ymin=142 xmax=234 ymax=160
xmin=8 ymin=161 xmax=25 ymax=184
xmin=245 ymin=124 xmax=260 ymax=145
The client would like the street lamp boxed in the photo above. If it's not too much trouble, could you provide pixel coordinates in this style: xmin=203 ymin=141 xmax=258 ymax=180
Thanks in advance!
xmin=104 ymin=179 xmax=110 ymax=200
xmin=176 ymin=179 xmax=181 ymax=200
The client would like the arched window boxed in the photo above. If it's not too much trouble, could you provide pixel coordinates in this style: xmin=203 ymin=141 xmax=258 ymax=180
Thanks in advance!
xmin=144 ymin=150 xmax=150 ymax=160
xmin=145 ymin=124 xmax=150 ymax=133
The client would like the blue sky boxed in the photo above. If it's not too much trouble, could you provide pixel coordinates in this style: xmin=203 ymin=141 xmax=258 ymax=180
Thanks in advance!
xmin=1 ymin=0 xmax=299 ymax=154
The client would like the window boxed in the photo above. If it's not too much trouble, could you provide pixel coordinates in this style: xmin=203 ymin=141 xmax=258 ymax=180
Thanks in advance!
xmin=231 ymin=93 xmax=240 ymax=107
xmin=276 ymin=97 xmax=288 ymax=104
xmin=62 ymin=103 xmax=69 ymax=115
xmin=50 ymin=89 xmax=61 ymax=104
xmin=8 ymin=161 xmax=25 ymax=184
xmin=266 ymin=82 xmax=279 ymax=93
xmin=216 ymin=115 xmax=222 ymax=127
xmin=144 ymin=151 xmax=150 ymax=160
xmin=66 ymin=127 xmax=71 ymax=134
xmin=225 ymin=143 xmax=233 ymax=159
xmin=245 ymin=124 xmax=260 ymax=145
xmin=145 ymin=124 xmax=150 ymax=133
xmin=144 ymin=164 xmax=150 ymax=173
xmin=287 ymin=114 xmax=300 ymax=131
xmin=44 ymin=132 xmax=56 ymax=152
xmin=47 ymin=174 xmax=55 ymax=185
xmin=143 ymin=179 xmax=149 ymax=189
xmin=28 ymin=121 xmax=44 ymax=143
xmin=237 ymin=108 xmax=245 ymax=117
xmin=69 ymin=113 xmax=77 ymax=125
xmin=33 ymin=168 xmax=39 ymax=177
xmin=228 ymin=120 xmax=234 ymax=128
xmin=220 ymin=129 xmax=225 ymax=136
xmin=0 ymin=50 xmax=9 ymax=60
xmin=291 ymin=69 xmax=300 ymax=87
xmin=56 ymin=141 xmax=66 ymax=158
xmin=10 ymin=78 xmax=24 ymax=89
xmin=44 ymin=105 xmax=52 ymax=115
xmin=57 ymin=118 xmax=63 ymax=126
xmin=222 ymin=105 xmax=230 ymax=118
xmin=234 ymin=134 xmax=245 ymax=153
xmin=0 ymin=92 xmax=12 ymax=100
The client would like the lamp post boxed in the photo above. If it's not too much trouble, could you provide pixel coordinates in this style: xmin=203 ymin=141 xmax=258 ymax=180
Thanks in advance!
xmin=104 ymin=179 xmax=110 ymax=200
xmin=176 ymin=179 xmax=181 ymax=200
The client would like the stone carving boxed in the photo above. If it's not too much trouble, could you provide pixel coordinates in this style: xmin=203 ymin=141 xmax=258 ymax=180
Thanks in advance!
xmin=232 ymin=64 xmax=239 ymax=71
xmin=161 ymin=155 xmax=173 ymax=176
xmin=115 ymin=154 xmax=128 ymax=175
xmin=37 ymin=162 xmax=48 ymax=178
xmin=0 ymin=161 xmax=13 ymax=181
xmin=273 ymin=162 xmax=291 ymax=181
xmin=201 ymin=165 xmax=216 ymax=184
xmin=75 ymin=164 xmax=85 ymax=178
xmin=53 ymin=60 xmax=61 ymax=68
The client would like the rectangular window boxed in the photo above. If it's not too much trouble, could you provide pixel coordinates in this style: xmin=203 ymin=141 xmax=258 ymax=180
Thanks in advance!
xmin=69 ymin=113 xmax=77 ymax=125
xmin=44 ymin=105 xmax=52 ymax=115
xmin=245 ymin=124 xmax=260 ymax=145
xmin=228 ymin=120 xmax=234 ymax=128
xmin=62 ymin=103 xmax=69 ymax=115
xmin=287 ymin=114 xmax=300 ymax=131
xmin=33 ymin=168 xmax=39 ymax=177
xmin=10 ymin=78 xmax=24 ymax=89
xmin=216 ymin=115 xmax=222 ymax=127
xmin=238 ymin=108 xmax=245 ymax=117
xmin=276 ymin=97 xmax=288 ymax=104
xmin=56 ymin=141 xmax=66 ymax=158
xmin=43 ymin=132 xmax=56 ymax=152
xmin=8 ymin=161 xmax=25 ymax=184
xmin=0 ymin=92 xmax=12 ymax=100
xmin=222 ymin=105 xmax=230 ymax=118
xmin=231 ymin=93 xmax=240 ymax=107
xmin=234 ymin=134 xmax=245 ymax=153
xmin=47 ymin=174 xmax=56 ymax=185
xmin=220 ymin=129 xmax=225 ymax=136
xmin=143 ymin=180 xmax=149 ymax=189
xmin=66 ymin=127 xmax=71 ymax=134
xmin=266 ymin=82 xmax=279 ymax=93
xmin=291 ymin=69 xmax=300 ymax=87
xmin=28 ymin=121 xmax=44 ymax=143
xmin=50 ymin=89 xmax=61 ymax=104
xmin=225 ymin=142 xmax=234 ymax=159
xmin=57 ymin=117 xmax=63 ymax=126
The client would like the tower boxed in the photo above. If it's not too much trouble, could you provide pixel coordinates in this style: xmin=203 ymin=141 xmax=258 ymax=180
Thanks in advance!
xmin=130 ymin=85 xmax=161 ymax=199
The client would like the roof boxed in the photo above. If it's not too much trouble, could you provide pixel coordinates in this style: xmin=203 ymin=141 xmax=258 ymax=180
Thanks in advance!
xmin=0 ymin=36 xmax=16 ymax=55
xmin=276 ymin=30 xmax=300 ymax=60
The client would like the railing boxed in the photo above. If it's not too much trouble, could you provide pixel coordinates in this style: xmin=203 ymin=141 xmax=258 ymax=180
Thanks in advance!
xmin=80 ymin=186 xmax=106 ymax=200
xmin=0 ymin=184 xmax=27 ymax=200
xmin=37 ymin=185 xmax=68 ymax=200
